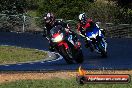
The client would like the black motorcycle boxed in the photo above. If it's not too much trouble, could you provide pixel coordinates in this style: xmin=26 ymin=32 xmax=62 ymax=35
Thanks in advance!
xmin=50 ymin=25 xmax=84 ymax=64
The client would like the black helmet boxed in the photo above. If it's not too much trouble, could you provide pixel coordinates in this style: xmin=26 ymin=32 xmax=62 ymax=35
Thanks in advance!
xmin=44 ymin=13 xmax=55 ymax=24
xmin=79 ymin=13 xmax=87 ymax=25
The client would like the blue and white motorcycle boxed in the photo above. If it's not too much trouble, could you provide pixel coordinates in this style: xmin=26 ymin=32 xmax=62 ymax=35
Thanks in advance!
xmin=80 ymin=24 xmax=107 ymax=57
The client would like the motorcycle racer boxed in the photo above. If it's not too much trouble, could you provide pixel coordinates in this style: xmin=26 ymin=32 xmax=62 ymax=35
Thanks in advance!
xmin=43 ymin=13 xmax=78 ymax=51
xmin=77 ymin=13 xmax=105 ymax=51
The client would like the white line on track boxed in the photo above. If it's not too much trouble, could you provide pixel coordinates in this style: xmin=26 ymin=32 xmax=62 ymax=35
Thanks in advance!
xmin=46 ymin=53 xmax=63 ymax=63
xmin=17 ymin=64 xmax=22 ymax=65
xmin=41 ymin=61 xmax=44 ymax=63
xmin=40 ymin=53 xmax=63 ymax=64
xmin=29 ymin=63 xmax=34 ymax=64
xmin=4 ymin=65 xmax=9 ymax=66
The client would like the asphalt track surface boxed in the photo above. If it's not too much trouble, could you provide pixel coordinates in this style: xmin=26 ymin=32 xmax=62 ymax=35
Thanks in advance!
xmin=0 ymin=32 xmax=132 ymax=71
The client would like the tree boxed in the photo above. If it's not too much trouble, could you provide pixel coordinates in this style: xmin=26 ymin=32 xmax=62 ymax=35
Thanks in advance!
xmin=36 ymin=0 xmax=92 ymax=20
xmin=0 ymin=0 xmax=27 ymax=14
xmin=110 ymin=0 xmax=132 ymax=9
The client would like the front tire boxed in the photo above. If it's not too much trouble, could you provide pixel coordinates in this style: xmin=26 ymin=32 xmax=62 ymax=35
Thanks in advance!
xmin=98 ymin=40 xmax=107 ymax=57
xmin=59 ymin=46 xmax=73 ymax=64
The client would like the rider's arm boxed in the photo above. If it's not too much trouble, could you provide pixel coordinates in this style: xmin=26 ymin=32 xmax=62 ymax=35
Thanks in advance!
xmin=56 ymin=20 xmax=69 ymax=31
xmin=43 ymin=23 xmax=52 ymax=38
xmin=65 ymin=23 xmax=71 ymax=33
xmin=42 ymin=26 xmax=47 ymax=37
xmin=87 ymin=19 xmax=95 ymax=28
xmin=60 ymin=21 xmax=72 ymax=33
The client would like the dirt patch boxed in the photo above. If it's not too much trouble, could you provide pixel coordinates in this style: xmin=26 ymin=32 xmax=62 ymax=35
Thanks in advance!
xmin=0 ymin=71 xmax=75 ymax=84
xmin=0 ymin=70 xmax=132 ymax=84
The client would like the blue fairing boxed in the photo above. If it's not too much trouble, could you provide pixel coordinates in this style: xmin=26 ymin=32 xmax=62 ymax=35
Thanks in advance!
xmin=85 ymin=26 xmax=106 ymax=52
xmin=86 ymin=27 xmax=104 ymax=38
xmin=86 ymin=27 xmax=99 ymax=37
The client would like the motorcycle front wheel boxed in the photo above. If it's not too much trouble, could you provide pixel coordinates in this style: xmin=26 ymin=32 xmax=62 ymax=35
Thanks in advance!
xmin=98 ymin=39 xmax=107 ymax=57
xmin=59 ymin=46 xmax=74 ymax=64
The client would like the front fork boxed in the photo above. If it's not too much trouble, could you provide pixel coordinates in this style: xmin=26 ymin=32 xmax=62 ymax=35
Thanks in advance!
xmin=102 ymin=38 xmax=107 ymax=52
xmin=95 ymin=37 xmax=107 ymax=53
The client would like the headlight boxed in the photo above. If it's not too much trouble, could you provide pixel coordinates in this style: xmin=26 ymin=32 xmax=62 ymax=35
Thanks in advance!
xmin=52 ymin=33 xmax=63 ymax=42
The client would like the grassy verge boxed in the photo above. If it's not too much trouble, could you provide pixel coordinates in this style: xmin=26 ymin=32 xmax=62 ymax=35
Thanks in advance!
xmin=0 ymin=46 xmax=48 ymax=65
xmin=0 ymin=71 xmax=132 ymax=88
xmin=0 ymin=77 xmax=131 ymax=88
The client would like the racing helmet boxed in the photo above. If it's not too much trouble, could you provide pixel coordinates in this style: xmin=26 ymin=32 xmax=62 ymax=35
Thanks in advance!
xmin=44 ymin=13 xmax=55 ymax=24
xmin=79 ymin=13 xmax=87 ymax=25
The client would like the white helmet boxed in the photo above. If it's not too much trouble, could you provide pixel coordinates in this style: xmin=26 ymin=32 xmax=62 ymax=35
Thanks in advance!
xmin=79 ymin=13 xmax=87 ymax=24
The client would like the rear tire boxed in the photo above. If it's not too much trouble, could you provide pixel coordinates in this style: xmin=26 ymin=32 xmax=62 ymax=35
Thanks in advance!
xmin=100 ymin=49 xmax=107 ymax=58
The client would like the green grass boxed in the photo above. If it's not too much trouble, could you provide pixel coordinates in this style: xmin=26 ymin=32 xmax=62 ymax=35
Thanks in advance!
xmin=0 ymin=78 xmax=131 ymax=88
xmin=0 ymin=46 xmax=48 ymax=65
